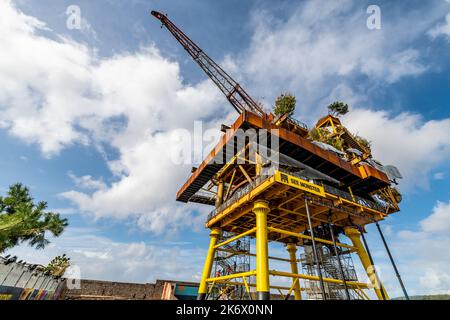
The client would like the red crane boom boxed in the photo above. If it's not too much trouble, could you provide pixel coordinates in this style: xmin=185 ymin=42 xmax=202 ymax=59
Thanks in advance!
xmin=151 ymin=10 xmax=265 ymax=117
xmin=151 ymin=11 xmax=308 ymax=132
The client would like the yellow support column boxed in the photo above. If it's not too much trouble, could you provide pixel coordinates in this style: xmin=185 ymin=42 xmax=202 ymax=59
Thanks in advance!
xmin=254 ymin=200 xmax=270 ymax=300
xmin=344 ymin=227 xmax=389 ymax=300
xmin=198 ymin=227 xmax=221 ymax=300
xmin=255 ymin=152 xmax=263 ymax=176
xmin=286 ymin=243 xmax=302 ymax=300
xmin=215 ymin=180 xmax=224 ymax=207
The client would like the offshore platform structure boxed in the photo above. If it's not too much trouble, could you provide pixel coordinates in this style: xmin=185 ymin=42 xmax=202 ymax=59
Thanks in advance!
xmin=151 ymin=11 xmax=408 ymax=300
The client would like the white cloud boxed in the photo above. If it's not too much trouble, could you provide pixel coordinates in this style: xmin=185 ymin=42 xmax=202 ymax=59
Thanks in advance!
xmin=382 ymin=198 xmax=450 ymax=296
xmin=232 ymin=0 xmax=445 ymax=120
xmin=48 ymin=207 xmax=78 ymax=216
xmin=429 ymin=12 xmax=450 ymax=39
xmin=420 ymin=270 xmax=450 ymax=293
xmin=68 ymin=172 xmax=106 ymax=190
xmin=420 ymin=200 xmax=450 ymax=234
xmin=343 ymin=109 xmax=450 ymax=190
xmin=230 ymin=0 xmax=450 ymax=191
xmin=1 ymin=0 xmax=450 ymax=236
xmin=395 ymin=229 xmax=450 ymax=295
xmin=0 ymin=0 xmax=226 ymax=233
xmin=5 ymin=227 xmax=206 ymax=283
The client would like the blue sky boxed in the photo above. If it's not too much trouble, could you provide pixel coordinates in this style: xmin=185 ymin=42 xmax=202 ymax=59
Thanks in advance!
xmin=1 ymin=0 xmax=450 ymax=298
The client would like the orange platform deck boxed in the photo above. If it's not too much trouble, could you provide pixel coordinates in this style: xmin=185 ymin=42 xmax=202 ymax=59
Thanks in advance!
xmin=176 ymin=111 xmax=389 ymax=204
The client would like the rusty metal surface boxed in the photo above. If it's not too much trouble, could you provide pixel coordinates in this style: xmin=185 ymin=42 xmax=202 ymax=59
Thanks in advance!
xmin=176 ymin=111 xmax=389 ymax=203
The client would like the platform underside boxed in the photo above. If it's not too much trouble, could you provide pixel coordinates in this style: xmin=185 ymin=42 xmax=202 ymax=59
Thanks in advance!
xmin=206 ymin=171 xmax=393 ymax=244
xmin=177 ymin=111 xmax=390 ymax=204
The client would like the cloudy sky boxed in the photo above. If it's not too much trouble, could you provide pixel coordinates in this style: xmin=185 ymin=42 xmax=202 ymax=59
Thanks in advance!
xmin=1 ymin=0 xmax=450 ymax=298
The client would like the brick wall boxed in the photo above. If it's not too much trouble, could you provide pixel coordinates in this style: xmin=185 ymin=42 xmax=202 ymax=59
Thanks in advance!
xmin=63 ymin=278 xmax=291 ymax=300
xmin=63 ymin=279 xmax=167 ymax=300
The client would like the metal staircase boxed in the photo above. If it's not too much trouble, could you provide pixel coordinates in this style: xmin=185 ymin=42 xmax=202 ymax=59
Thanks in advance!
xmin=302 ymin=243 xmax=359 ymax=300
xmin=211 ymin=231 xmax=252 ymax=300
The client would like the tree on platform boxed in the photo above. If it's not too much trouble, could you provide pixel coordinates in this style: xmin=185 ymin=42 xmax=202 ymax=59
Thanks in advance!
xmin=273 ymin=93 xmax=296 ymax=117
xmin=327 ymin=101 xmax=349 ymax=117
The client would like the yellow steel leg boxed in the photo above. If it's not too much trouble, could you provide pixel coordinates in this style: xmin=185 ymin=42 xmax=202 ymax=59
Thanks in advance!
xmin=254 ymin=200 xmax=270 ymax=300
xmin=286 ymin=243 xmax=302 ymax=300
xmin=198 ymin=227 xmax=221 ymax=300
xmin=215 ymin=181 xmax=224 ymax=207
xmin=344 ymin=227 xmax=389 ymax=300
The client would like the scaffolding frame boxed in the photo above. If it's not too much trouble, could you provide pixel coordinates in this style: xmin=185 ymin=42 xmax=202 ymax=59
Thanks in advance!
xmin=191 ymin=140 xmax=403 ymax=300
xmin=199 ymin=224 xmax=374 ymax=301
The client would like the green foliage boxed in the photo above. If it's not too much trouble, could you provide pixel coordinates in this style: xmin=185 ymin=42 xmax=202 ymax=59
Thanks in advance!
xmin=327 ymin=101 xmax=349 ymax=117
xmin=308 ymin=127 xmax=345 ymax=151
xmin=307 ymin=127 xmax=322 ymax=141
xmin=0 ymin=183 xmax=68 ymax=253
xmin=44 ymin=254 xmax=71 ymax=277
xmin=273 ymin=93 xmax=296 ymax=117
xmin=353 ymin=134 xmax=371 ymax=151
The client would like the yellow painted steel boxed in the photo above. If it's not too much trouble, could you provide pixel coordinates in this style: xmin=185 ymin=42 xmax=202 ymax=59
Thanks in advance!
xmin=216 ymin=247 xmax=293 ymax=263
xmin=268 ymin=270 xmax=370 ymax=289
xmin=274 ymin=171 xmax=325 ymax=197
xmin=208 ymin=281 xmax=216 ymax=294
xmin=206 ymin=270 xmax=257 ymax=282
xmin=197 ymin=166 xmax=395 ymax=300
xmin=344 ymin=227 xmax=389 ymax=300
xmin=254 ymin=200 xmax=270 ymax=299
xmin=207 ymin=170 xmax=389 ymax=229
xmin=242 ymin=277 xmax=250 ymax=294
xmin=210 ymin=279 xmax=304 ymax=291
xmin=239 ymin=165 xmax=253 ymax=184
xmin=348 ymin=186 xmax=355 ymax=202
xmin=206 ymin=176 xmax=275 ymax=228
xmin=286 ymin=243 xmax=302 ymax=300
xmin=214 ymin=227 xmax=256 ymax=249
xmin=355 ymin=285 xmax=370 ymax=300
xmin=215 ymin=180 xmax=224 ymax=207
xmin=268 ymin=226 xmax=356 ymax=250
xmin=353 ymin=288 xmax=366 ymax=300
xmin=255 ymin=152 xmax=263 ymax=176
xmin=286 ymin=278 xmax=300 ymax=299
xmin=198 ymin=227 xmax=221 ymax=295
xmin=224 ymin=169 xmax=236 ymax=200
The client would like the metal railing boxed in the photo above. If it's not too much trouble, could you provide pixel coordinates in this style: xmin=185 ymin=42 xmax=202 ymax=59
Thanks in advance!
xmin=205 ymin=169 xmax=390 ymax=223
xmin=287 ymin=117 xmax=308 ymax=131
xmin=207 ymin=175 xmax=269 ymax=222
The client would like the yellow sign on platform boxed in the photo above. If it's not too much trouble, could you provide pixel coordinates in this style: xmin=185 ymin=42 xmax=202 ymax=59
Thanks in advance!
xmin=275 ymin=171 xmax=325 ymax=197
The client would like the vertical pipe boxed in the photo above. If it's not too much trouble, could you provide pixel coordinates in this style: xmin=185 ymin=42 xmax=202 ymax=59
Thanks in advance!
xmin=304 ymin=198 xmax=327 ymax=300
xmin=255 ymin=152 xmax=263 ymax=176
xmin=254 ymin=200 xmax=270 ymax=300
xmin=286 ymin=243 xmax=302 ymax=300
xmin=215 ymin=181 xmax=224 ymax=208
xmin=345 ymin=227 xmax=389 ymax=300
xmin=327 ymin=212 xmax=351 ymax=300
xmin=198 ymin=227 xmax=221 ymax=300
xmin=359 ymin=229 xmax=388 ymax=300
xmin=375 ymin=221 xmax=409 ymax=300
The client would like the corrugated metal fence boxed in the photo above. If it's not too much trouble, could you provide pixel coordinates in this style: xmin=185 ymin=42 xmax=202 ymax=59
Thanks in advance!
xmin=0 ymin=256 xmax=66 ymax=300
